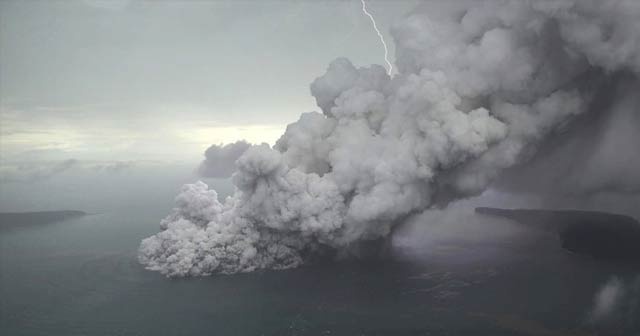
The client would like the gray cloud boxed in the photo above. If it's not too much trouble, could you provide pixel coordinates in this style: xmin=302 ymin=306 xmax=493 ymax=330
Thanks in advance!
xmin=2 ymin=1 xmax=292 ymax=109
xmin=198 ymin=141 xmax=252 ymax=178
xmin=91 ymin=161 xmax=136 ymax=174
xmin=0 ymin=0 xmax=417 ymax=162
xmin=0 ymin=159 xmax=144 ymax=184
xmin=0 ymin=159 xmax=78 ymax=183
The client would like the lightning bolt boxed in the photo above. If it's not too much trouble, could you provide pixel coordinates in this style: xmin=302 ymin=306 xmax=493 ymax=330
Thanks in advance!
xmin=360 ymin=0 xmax=393 ymax=76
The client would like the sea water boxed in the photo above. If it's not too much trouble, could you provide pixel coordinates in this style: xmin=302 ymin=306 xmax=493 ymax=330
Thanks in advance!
xmin=1 ymin=167 xmax=638 ymax=335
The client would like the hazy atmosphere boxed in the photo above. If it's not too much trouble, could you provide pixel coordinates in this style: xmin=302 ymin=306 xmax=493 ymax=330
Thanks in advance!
xmin=1 ymin=0 xmax=416 ymax=164
xmin=1 ymin=1 xmax=639 ymax=335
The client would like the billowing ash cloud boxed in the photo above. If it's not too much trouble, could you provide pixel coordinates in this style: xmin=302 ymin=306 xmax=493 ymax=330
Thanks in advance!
xmin=198 ymin=140 xmax=252 ymax=178
xmin=140 ymin=0 xmax=640 ymax=276
xmin=496 ymin=75 xmax=640 ymax=196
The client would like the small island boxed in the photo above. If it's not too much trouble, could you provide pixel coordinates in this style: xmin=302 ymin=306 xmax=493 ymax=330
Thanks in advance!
xmin=476 ymin=207 xmax=640 ymax=262
xmin=0 ymin=210 xmax=87 ymax=230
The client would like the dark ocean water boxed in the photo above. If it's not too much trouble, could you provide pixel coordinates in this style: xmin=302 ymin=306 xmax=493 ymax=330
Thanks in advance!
xmin=1 ymin=179 xmax=638 ymax=335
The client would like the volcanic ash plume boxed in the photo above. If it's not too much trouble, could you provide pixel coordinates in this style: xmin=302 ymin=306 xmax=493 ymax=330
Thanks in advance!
xmin=139 ymin=0 xmax=640 ymax=276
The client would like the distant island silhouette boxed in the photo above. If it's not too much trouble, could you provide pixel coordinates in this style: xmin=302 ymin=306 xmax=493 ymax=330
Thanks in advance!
xmin=0 ymin=210 xmax=87 ymax=230
xmin=476 ymin=207 xmax=640 ymax=262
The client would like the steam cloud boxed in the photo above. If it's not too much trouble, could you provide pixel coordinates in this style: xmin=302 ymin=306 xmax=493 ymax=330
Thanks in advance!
xmin=140 ymin=0 xmax=640 ymax=277
xmin=588 ymin=276 xmax=640 ymax=329
xmin=590 ymin=277 xmax=625 ymax=322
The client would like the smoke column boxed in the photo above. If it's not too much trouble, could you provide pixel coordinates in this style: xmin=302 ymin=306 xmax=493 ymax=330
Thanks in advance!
xmin=139 ymin=0 xmax=640 ymax=277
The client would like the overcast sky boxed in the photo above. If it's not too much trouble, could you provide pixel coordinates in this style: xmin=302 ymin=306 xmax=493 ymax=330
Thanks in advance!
xmin=0 ymin=0 xmax=418 ymax=164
